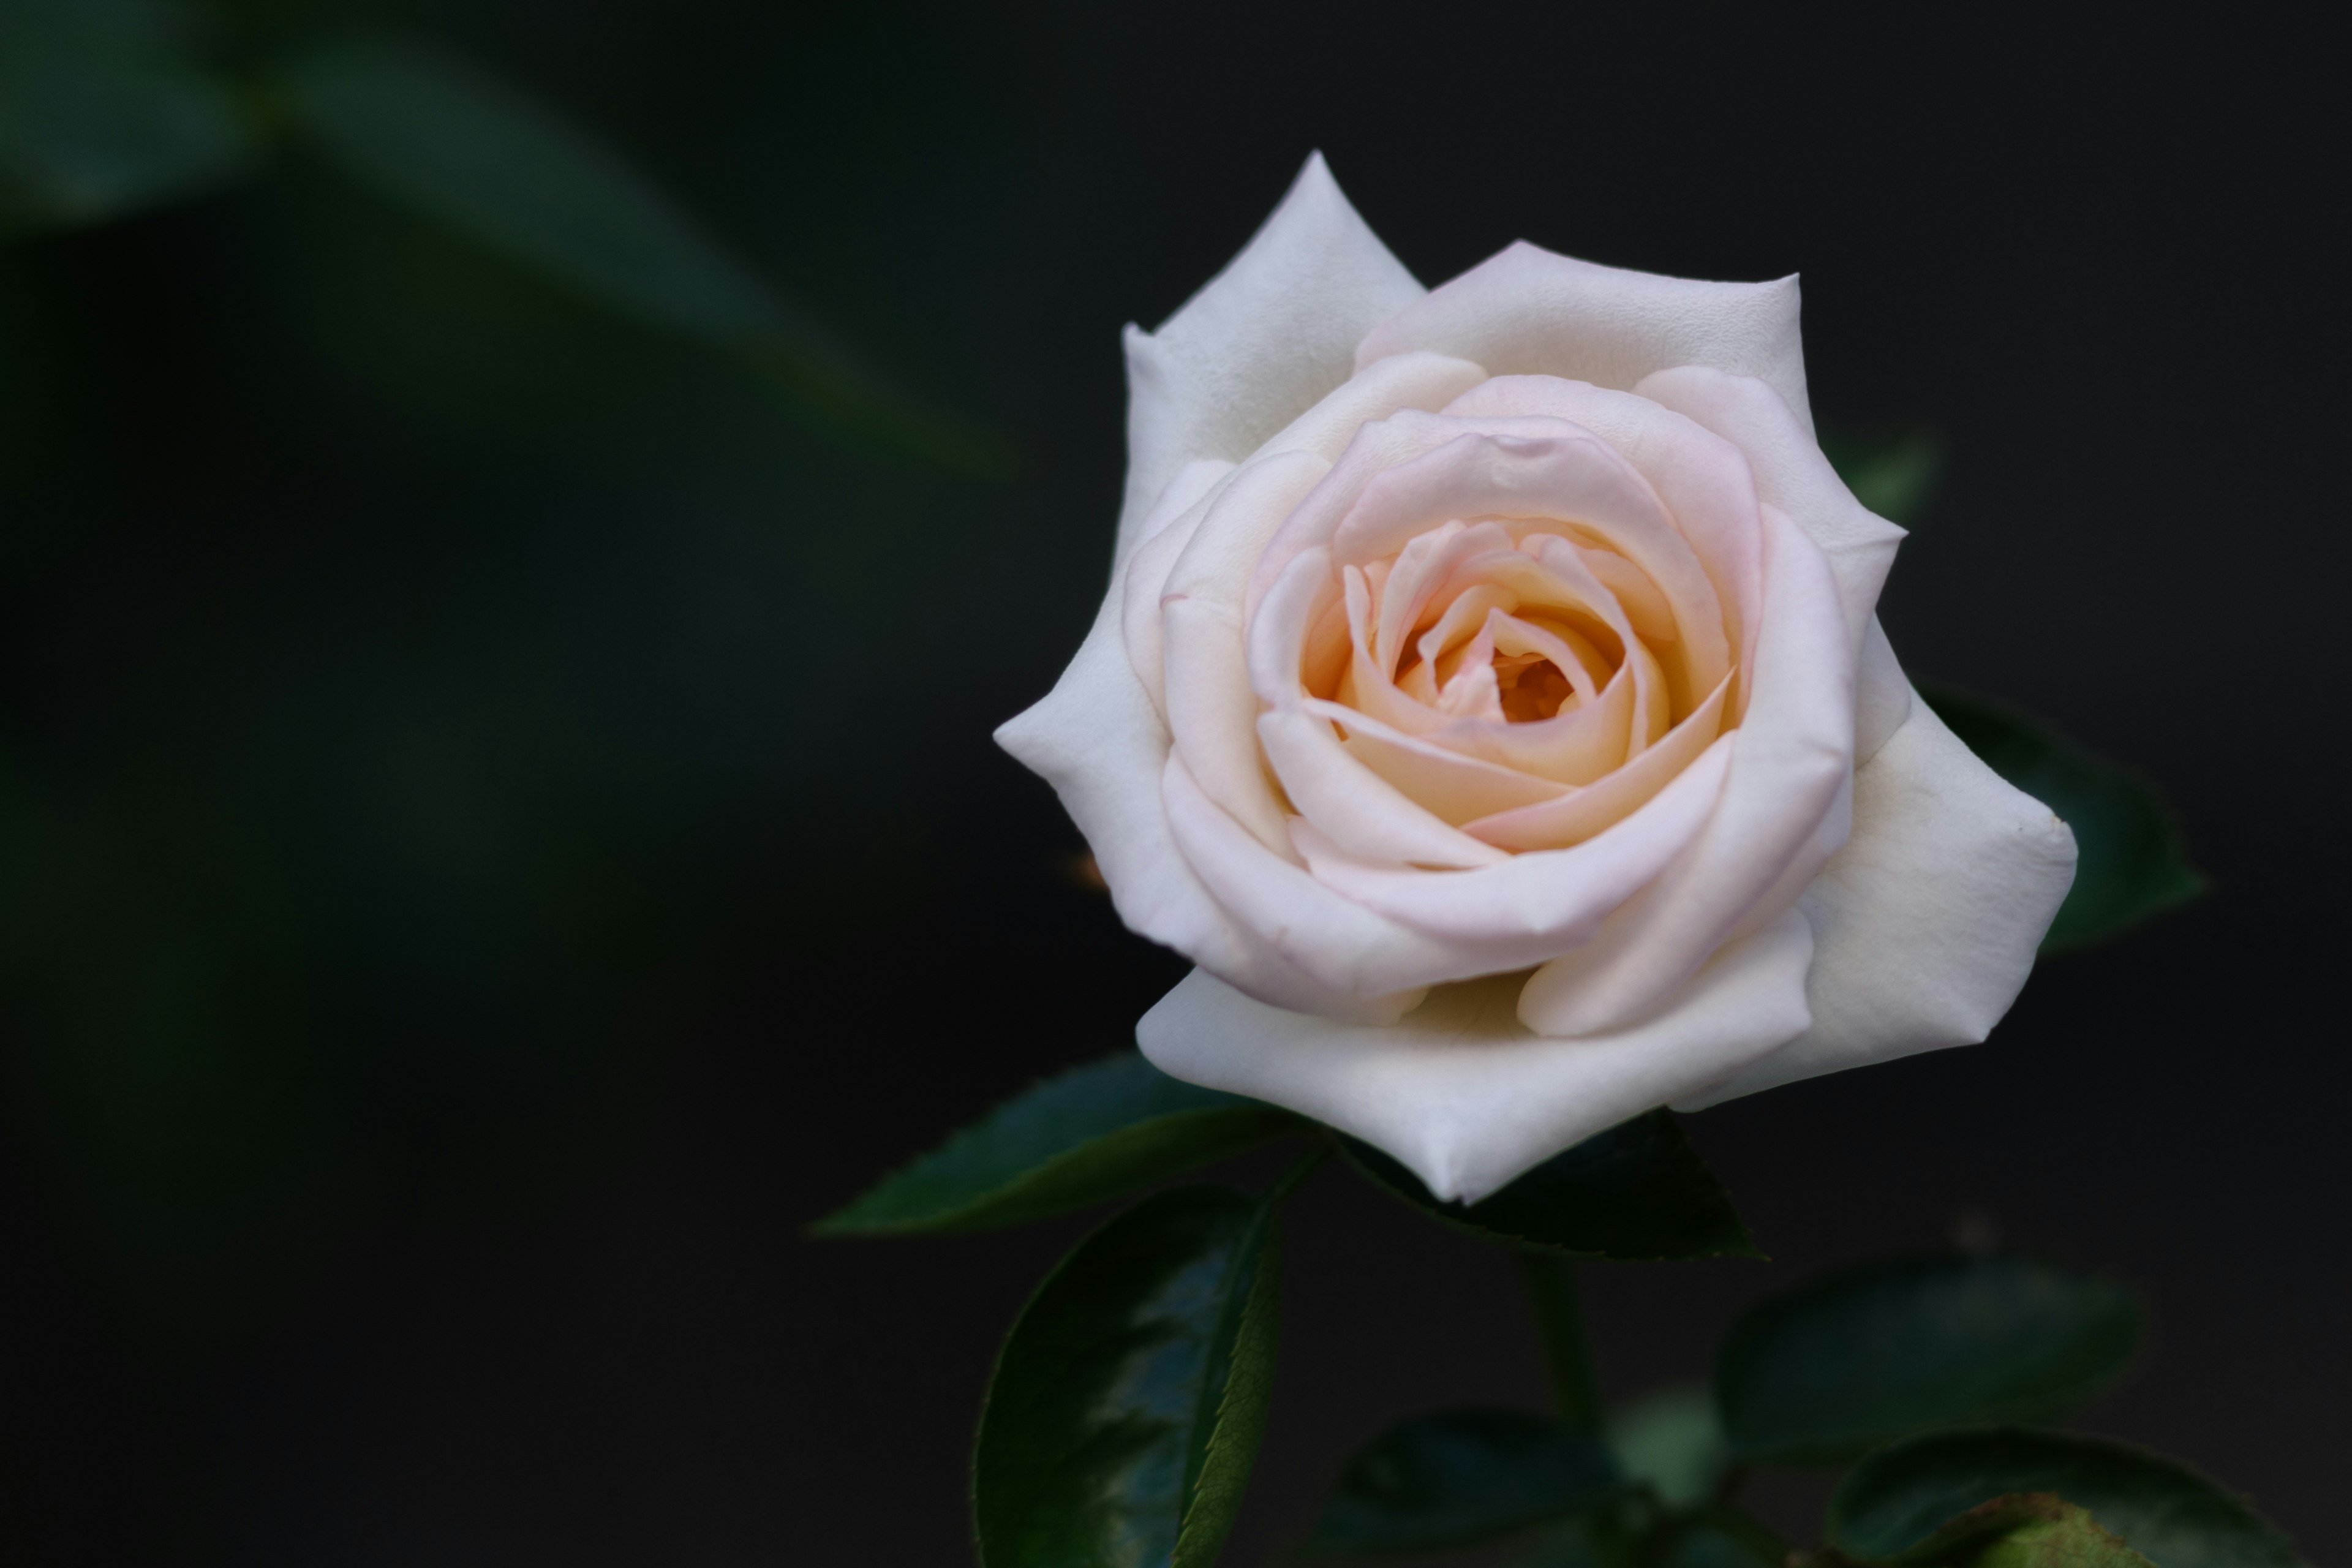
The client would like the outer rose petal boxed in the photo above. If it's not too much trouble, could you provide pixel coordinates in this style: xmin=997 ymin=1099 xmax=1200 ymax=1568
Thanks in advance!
xmin=1116 ymin=154 xmax=1425 ymax=572
xmin=1673 ymin=697 xmax=2078 ymax=1110
xmin=1635 ymin=366 xmax=1907 ymax=648
xmin=996 ymin=584 xmax=1415 ymax=1025
xmin=1140 ymin=909 xmax=1815 ymax=1202
xmin=1356 ymin=242 xmax=1811 ymax=429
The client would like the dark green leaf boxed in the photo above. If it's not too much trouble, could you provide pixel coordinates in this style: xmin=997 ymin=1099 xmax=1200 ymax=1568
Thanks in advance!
xmin=1822 ymin=425 xmax=1946 ymax=527
xmin=1922 ymin=687 xmax=2205 ymax=951
xmin=1341 ymin=1111 xmax=1758 ymax=1261
xmin=974 ymin=1183 xmax=1283 ymax=1568
xmin=1498 ymin=1517 xmax=1625 ymax=1568
xmin=1887 ymin=1494 xmax=2154 ymax=1566
xmin=0 ymin=0 xmax=259 ymax=230
xmin=1828 ymin=1428 xmax=2306 ymax=1568
xmin=1607 ymin=1384 xmax=1727 ymax=1509
xmin=1716 ymin=1253 xmax=2144 ymax=1464
xmin=813 ymin=1052 xmax=1301 ymax=1235
xmin=273 ymin=38 xmax=1008 ymax=473
xmin=1309 ymin=1407 xmax=1623 ymax=1555
xmin=1656 ymin=1509 xmax=1790 ymax=1567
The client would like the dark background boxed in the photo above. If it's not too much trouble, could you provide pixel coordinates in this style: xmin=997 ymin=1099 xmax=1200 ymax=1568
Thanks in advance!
xmin=1 ymin=1 xmax=2343 ymax=1561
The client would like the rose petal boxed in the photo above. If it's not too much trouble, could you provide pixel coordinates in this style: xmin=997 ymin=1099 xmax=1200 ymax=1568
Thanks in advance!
xmin=1161 ymin=752 xmax=1487 ymax=997
xmin=1164 ymin=595 xmax=1294 ymax=854
xmin=1139 ymin=908 xmax=1815 ymax=1202
xmin=1305 ymin=696 xmax=1571 ymax=823
xmin=1357 ymin=242 xmax=1811 ymax=426
xmin=1636 ymin=366 xmax=1905 ymax=646
xmin=1163 ymin=449 xmax=1333 ymax=611
xmin=1441 ymin=379 xmax=1768 ymax=682
xmin=1257 ymin=706 xmax=1509 ymax=869
xmin=1251 ymin=350 xmax=1488 ymax=467
xmin=1518 ymin=505 xmax=1852 ymax=1035
xmin=1464 ymin=671 xmax=1733 ymax=851
xmin=1673 ymin=696 xmax=2077 ymax=1110
xmin=995 ymin=590 xmax=1411 ymax=1022
xmin=1853 ymin=616 xmax=1912 ymax=764
xmin=1119 ymin=459 xmax=1237 ymax=720
xmin=1118 ymin=154 xmax=1423 ymax=572
xmin=1287 ymin=737 xmax=1727 ymax=956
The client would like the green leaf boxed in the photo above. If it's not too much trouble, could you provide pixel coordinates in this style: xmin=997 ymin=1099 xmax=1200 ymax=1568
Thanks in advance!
xmin=272 ymin=37 xmax=1008 ymax=473
xmin=973 ymin=1183 xmax=1284 ymax=1568
xmin=1340 ymin=1111 xmax=1758 ymax=1261
xmin=1308 ymin=1407 xmax=1623 ymax=1555
xmin=1888 ymin=1494 xmax=2155 ymax=1567
xmin=812 ymin=1052 xmax=1302 ymax=1235
xmin=1716 ymin=1253 xmax=2144 ymax=1464
xmin=1656 ymin=1509 xmax=1790 ymax=1567
xmin=1822 ymin=425 xmax=1945 ymax=527
xmin=1828 ymin=1428 xmax=2307 ymax=1568
xmin=0 ymin=0 xmax=260 ymax=230
xmin=1921 ymin=687 xmax=2205 ymax=951
xmin=1607 ymin=1384 xmax=1728 ymax=1509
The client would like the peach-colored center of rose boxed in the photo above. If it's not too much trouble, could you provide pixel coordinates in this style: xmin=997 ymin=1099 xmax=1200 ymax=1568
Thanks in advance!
xmin=1289 ymin=510 xmax=1735 ymax=854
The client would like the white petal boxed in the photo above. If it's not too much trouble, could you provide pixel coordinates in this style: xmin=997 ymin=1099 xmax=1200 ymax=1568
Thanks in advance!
xmin=1357 ymin=242 xmax=1811 ymax=428
xmin=995 ymin=586 xmax=1402 ymax=1022
xmin=1674 ymin=696 xmax=2077 ymax=1110
xmin=1518 ymin=507 xmax=1853 ymax=1035
xmin=1257 ymin=707 xmax=1509 ymax=869
xmin=1636 ymin=366 xmax=1905 ymax=647
xmin=1117 ymin=154 xmax=1424 ymax=572
xmin=1139 ymin=909 xmax=1815 ymax=1202
xmin=1119 ymin=459 xmax=1237 ymax=720
xmin=1853 ymin=617 xmax=1912 ymax=764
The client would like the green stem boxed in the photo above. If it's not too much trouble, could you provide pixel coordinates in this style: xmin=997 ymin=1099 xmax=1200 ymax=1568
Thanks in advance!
xmin=1516 ymin=1251 xmax=1603 ymax=1435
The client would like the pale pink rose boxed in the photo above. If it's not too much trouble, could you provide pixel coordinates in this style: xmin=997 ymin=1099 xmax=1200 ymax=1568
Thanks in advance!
xmin=998 ymin=156 xmax=2077 ymax=1201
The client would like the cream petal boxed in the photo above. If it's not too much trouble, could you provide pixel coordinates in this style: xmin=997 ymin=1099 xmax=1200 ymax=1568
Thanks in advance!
xmin=1161 ymin=752 xmax=1485 ymax=997
xmin=1635 ymin=366 xmax=1905 ymax=647
xmin=1118 ymin=154 xmax=1423 ymax=573
xmin=1163 ymin=449 xmax=1332 ymax=611
xmin=1251 ymin=350 xmax=1489 ymax=467
xmin=1414 ymin=585 xmax=1525 ymax=682
xmin=1288 ymin=737 xmax=1727 ymax=957
xmin=1674 ymin=698 xmax=2077 ymax=1110
xmin=1248 ymin=544 xmax=1342 ymax=706
xmin=1257 ymin=707 xmax=1509 ymax=870
xmin=1163 ymin=594 xmax=1294 ymax=855
xmin=1441 ymin=378 xmax=1767 ymax=681
xmin=1464 ymin=673 xmax=1733 ymax=851
xmin=1436 ymin=618 xmax=1637 ymax=785
xmin=1120 ymin=459 xmax=1237 ymax=720
xmin=1246 ymin=409 xmax=1488 ymax=624
xmin=1854 ymin=616 xmax=1912 ymax=764
xmin=1305 ymin=697 xmax=1569 ymax=824
xmin=1138 ymin=908 xmax=1814 ymax=1202
xmin=1328 ymin=424 xmax=1731 ymax=711
xmin=995 ymin=586 xmax=1404 ymax=1022
xmin=1357 ymin=242 xmax=1811 ymax=428
xmin=1518 ymin=505 xmax=1852 ymax=1036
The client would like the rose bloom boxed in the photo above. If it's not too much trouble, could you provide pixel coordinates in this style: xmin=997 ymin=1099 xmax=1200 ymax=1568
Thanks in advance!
xmin=999 ymin=157 xmax=2076 ymax=1202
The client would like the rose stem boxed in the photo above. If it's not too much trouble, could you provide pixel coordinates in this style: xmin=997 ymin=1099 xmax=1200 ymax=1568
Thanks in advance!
xmin=1515 ymin=1252 xmax=1602 ymax=1435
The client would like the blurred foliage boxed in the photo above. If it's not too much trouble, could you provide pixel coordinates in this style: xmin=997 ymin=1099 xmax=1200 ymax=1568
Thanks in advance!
xmin=0 ymin=0 xmax=260 ymax=230
xmin=1820 ymin=424 xmax=1945 ymax=529
xmin=0 ymin=0 xmax=1019 ymax=1272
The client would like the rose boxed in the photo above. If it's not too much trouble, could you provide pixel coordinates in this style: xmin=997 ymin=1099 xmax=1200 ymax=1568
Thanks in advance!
xmin=998 ymin=156 xmax=2076 ymax=1202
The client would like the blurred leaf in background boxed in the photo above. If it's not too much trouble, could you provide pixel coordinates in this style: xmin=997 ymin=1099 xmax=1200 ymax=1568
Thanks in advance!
xmin=1821 ymin=424 xmax=1944 ymax=527
xmin=0 ymin=0 xmax=1030 ymax=1281
xmin=0 ymin=0 xmax=261 ymax=232
xmin=272 ymin=36 xmax=1011 ymax=473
